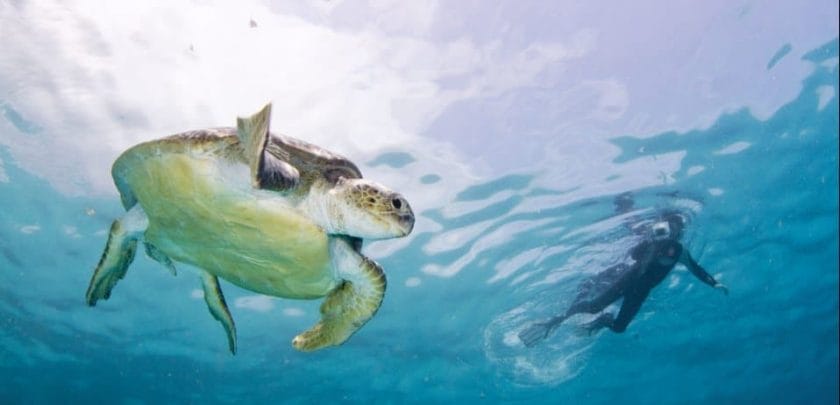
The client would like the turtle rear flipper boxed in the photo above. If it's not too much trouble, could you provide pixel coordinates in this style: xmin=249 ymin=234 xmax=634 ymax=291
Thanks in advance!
xmin=85 ymin=205 xmax=148 ymax=305
xmin=201 ymin=271 xmax=237 ymax=355
xmin=292 ymin=238 xmax=386 ymax=352
xmin=144 ymin=242 xmax=176 ymax=276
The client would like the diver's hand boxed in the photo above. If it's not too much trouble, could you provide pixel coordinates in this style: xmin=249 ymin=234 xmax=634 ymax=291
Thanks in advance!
xmin=714 ymin=282 xmax=729 ymax=296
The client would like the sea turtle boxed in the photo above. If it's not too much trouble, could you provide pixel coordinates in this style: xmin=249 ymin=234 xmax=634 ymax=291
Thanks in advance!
xmin=85 ymin=103 xmax=414 ymax=354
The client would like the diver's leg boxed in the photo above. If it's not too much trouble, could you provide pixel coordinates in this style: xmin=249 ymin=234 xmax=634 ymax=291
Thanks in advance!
xmin=563 ymin=264 xmax=630 ymax=319
xmin=580 ymin=287 xmax=650 ymax=334
xmin=565 ymin=286 xmax=624 ymax=336
xmin=607 ymin=288 xmax=650 ymax=333
xmin=521 ymin=265 xmax=630 ymax=346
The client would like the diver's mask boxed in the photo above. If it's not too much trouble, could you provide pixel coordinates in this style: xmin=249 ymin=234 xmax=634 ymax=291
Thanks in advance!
xmin=651 ymin=221 xmax=671 ymax=241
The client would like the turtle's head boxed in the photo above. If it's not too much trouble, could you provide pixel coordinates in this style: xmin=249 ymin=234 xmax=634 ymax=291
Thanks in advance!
xmin=325 ymin=178 xmax=414 ymax=239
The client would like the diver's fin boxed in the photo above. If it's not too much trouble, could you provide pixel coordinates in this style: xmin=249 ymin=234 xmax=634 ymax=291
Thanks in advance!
xmin=236 ymin=103 xmax=299 ymax=191
xmin=85 ymin=205 xmax=148 ymax=305
xmin=292 ymin=239 xmax=385 ymax=352
xmin=578 ymin=312 xmax=614 ymax=337
xmin=518 ymin=322 xmax=552 ymax=348
xmin=144 ymin=242 xmax=176 ymax=276
xmin=201 ymin=271 xmax=237 ymax=355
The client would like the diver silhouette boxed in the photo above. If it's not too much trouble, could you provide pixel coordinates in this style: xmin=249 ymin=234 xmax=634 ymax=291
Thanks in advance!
xmin=519 ymin=200 xmax=728 ymax=348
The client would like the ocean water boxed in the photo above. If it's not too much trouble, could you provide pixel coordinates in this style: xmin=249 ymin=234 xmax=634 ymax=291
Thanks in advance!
xmin=0 ymin=2 xmax=838 ymax=404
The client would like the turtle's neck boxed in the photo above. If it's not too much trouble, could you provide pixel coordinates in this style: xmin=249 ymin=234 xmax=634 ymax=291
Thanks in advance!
xmin=298 ymin=182 xmax=345 ymax=235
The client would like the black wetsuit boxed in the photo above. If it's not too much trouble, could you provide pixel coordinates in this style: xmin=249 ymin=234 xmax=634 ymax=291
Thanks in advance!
xmin=563 ymin=238 xmax=717 ymax=333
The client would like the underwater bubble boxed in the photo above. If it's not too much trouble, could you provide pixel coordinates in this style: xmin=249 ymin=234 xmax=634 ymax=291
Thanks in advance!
xmin=283 ymin=307 xmax=305 ymax=317
xmin=405 ymin=277 xmax=422 ymax=287
xmin=714 ymin=141 xmax=751 ymax=155
xmin=19 ymin=225 xmax=40 ymax=234
xmin=483 ymin=303 xmax=596 ymax=387
xmin=687 ymin=165 xmax=705 ymax=176
xmin=235 ymin=295 xmax=274 ymax=312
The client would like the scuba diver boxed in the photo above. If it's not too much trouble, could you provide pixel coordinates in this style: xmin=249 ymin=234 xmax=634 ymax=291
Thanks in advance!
xmin=518 ymin=209 xmax=728 ymax=348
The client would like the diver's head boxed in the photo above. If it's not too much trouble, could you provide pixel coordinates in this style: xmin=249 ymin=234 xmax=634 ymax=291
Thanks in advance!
xmin=652 ymin=212 xmax=686 ymax=241
xmin=651 ymin=221 xmax=672 ymax=241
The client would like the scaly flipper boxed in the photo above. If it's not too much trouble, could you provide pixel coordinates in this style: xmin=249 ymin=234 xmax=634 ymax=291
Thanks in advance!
xmin=236 ymin=102 xmax=300 ymax=191
xmin=292 ymin=238 xmax=386 ymax=351
xmin=85 ymin=205 xmax=148 ymax=305
xmin=144 ymin=242 xmax=176 ymax=276
xmin=201 ymin=271 xmax=237 ymax=354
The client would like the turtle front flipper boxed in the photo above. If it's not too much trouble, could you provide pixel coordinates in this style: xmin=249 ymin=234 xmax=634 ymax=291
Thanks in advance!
xmin=236 ymin=103 xmax=300 ymax=191
xmin=292 ymin=238 xmax=386 ymax=352
xmin=200 ymin=271 xmax=237 ymax=355
xmin=85 ymin=205 xmax=148 ymax=305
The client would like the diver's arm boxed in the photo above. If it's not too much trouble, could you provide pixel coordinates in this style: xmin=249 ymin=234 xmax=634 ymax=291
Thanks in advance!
xmin=630 ymin=240 xmax=651 ymax=261
xmin=678 ymin=248 xmax=724 ymax=290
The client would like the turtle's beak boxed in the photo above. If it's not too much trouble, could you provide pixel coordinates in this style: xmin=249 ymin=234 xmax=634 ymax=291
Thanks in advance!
xmin=389 ymin=193 xmax=414 ymax=236
xmin=398 ymin=212 xmax=415 ymax=236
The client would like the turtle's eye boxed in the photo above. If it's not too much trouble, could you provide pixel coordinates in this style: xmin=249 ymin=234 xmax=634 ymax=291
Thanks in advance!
xmin=391 ymin=198 xmax=403 ymax=210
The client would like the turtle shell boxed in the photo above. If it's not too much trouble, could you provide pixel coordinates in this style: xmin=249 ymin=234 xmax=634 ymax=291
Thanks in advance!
xmin=111 ymin=129 xmax=353 ymax=299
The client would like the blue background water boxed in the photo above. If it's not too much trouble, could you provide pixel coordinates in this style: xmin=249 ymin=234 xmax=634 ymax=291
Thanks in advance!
xmin=0 ymin=2 xmax=838 ymax=404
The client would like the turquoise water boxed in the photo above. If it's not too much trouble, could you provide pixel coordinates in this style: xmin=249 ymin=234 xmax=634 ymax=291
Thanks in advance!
xmin=1 ymin=3 xmax=838 ymax=404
